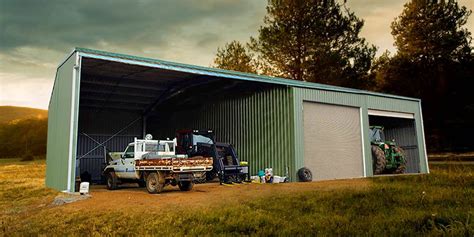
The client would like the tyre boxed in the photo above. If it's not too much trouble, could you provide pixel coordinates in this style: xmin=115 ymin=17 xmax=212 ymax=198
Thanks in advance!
xmin=297 ymin=167 xmax=312 ymax=182
xmin=146 ymin=172 xmax=165 ymax=194
xmin=106 ymin=171 xmax=118 ymax=190
xmin=393 ymin=147 xmax=407 ymax=174
xmin=394 ymin=164 xmax=406 ymax=174
xmin=178 ymin=181 xmax=194 ymax=191
xmin=372 ymin=145 xmax=386 ymax=175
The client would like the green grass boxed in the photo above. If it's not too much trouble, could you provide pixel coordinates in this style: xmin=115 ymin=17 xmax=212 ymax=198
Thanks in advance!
xmin=0 ymin=159 xmax=472 ymax=236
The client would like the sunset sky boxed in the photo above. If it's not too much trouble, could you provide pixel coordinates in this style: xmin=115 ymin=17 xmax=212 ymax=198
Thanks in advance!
xmin=1 ymin=0 xmax=472 ymax=109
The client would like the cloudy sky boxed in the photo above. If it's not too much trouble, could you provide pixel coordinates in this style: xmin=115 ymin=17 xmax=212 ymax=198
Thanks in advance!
xmin=0 ymin=0 xmax=472 ymax=109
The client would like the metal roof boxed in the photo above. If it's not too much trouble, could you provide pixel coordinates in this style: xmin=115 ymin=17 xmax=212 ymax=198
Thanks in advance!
xmin=72 ymin=47 xmax=420 ymax=102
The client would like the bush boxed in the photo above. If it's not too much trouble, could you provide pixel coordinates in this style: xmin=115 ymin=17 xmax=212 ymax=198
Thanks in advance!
xmin=0 ymin=118 xmax=47 ymax=158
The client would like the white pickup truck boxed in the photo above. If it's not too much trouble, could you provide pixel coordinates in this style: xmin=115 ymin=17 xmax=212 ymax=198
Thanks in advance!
xmin=103 ymin=135 xmax=213 ymax=193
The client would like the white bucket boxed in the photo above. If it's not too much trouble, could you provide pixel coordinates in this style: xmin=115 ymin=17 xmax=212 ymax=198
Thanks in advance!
xmin=79 ymin=182 xmax=90 ymax=194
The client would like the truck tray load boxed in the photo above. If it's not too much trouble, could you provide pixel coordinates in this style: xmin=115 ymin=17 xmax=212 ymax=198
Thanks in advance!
xmin=136 ymin=156 xmax=213 ymax=171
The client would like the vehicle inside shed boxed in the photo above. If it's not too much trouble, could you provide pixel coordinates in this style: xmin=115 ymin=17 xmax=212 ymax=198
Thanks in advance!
xmin=369 ymin=115 xmax=420 ymax=174
xmin=76 ymin=57 xmax=283 ymax=183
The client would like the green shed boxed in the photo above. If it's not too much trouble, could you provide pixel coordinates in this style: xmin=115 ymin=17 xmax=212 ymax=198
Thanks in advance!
xmin=46 ymin=48 xmax=429 ymax=192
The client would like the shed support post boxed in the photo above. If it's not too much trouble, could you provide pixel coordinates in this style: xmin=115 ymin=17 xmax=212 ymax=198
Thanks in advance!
xmin=142 ymin=116 xmax=147 ymax=138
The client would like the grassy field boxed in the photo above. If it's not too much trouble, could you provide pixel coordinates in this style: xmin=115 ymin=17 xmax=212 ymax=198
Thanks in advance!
xmin=0 ymin=159 xmax=472 ymax=236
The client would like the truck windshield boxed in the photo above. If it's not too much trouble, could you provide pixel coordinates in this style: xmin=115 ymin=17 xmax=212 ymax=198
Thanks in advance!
xmin=145 ymin=143 xmax=165 ymax=152
xmin=123 ymin=145 xmax=134 ymax=158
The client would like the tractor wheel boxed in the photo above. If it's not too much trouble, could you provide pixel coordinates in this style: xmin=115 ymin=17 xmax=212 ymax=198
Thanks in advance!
xmin=394 ymin=164 xmax=406 ymax=174
xmin=178 ymin=181 xmax=194 ymax=191
xmin=297 ymin=167 xmax=313 ymax=182
xmin=371 ymin=145 xmax=386 ymax=175
xmin=146 ymin=172 xmax=165 ymax=194
xmin=394 ymin=147 xmax=407 ymax=174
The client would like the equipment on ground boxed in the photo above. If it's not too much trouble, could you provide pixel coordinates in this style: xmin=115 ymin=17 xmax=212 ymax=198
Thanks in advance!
xmin=102 ymin=136 xmax=213 ymax=194
xmin=369 ymin=126 xmax=407 ymax=175
xmin=176 ymin=129 xmax=249 ymax=184
xmin=297 ymin=167 xmax=313 ymax=182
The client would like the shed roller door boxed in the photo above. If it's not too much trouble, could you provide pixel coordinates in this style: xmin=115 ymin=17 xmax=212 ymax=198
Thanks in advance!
xmin=303 ymin=102 xmax=364 ymax=180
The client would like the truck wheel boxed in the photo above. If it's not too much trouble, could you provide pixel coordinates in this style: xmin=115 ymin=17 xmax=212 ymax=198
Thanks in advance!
xmin=106 ymin=171 xmax=118 ymax=190
xmin=178 ymin=181 xmax=193 ymax=191
xmin=372 ymin=145 xmax=386 ymax=175
xmin=146 ymin=172 xmax=165 ymax=194
xmin=297 ymin=167 xmax=312 ymax=182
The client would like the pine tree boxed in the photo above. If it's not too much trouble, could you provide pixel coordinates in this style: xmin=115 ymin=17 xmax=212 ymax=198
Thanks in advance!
xmin=213 ymin=40 xmax=257 ymax=73
xmin=375 ymin=0 xmax=473 ymax=151
xmin=249 ymin=0 xmax=376 ymax=89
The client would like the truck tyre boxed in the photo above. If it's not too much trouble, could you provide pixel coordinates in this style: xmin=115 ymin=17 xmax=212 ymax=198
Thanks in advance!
xmin=372 ymin=145 xmax=386 ymax=175
xmin=106 ymin=171 xmax=118 ymax=190
xmin=393 ymin=147 xmax=407 ymax=174
xmin=297 ymin=167 xmax=312 ymax=182
xmin=178 ymin=181 xmax=193 ymax=191
xmin=146 ymin=172 xmax=165 ymax=194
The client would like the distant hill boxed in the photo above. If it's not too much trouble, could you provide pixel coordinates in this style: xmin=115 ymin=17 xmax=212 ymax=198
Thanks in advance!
xmin=0 ymin=106 xmax=47 ymax=124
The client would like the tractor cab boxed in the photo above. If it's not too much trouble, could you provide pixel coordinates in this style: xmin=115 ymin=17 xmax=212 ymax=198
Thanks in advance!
xmin=369 ymin=126 xmax=397 ymax=146
xmin=369 ymin=126 xmax=385 ymax=143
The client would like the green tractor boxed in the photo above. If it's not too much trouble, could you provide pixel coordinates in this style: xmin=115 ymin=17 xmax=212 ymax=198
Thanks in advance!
xmin=369 ymin=126 xmax=407 ymax=175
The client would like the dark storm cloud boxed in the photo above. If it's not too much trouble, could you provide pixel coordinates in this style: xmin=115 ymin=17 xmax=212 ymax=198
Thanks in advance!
xmin=0 ymin=0 xmax=266 ymax=108
xmin=0 ymin=0 xmax=263 ymax=52
xmin=0 ymin=0 xmax=471 ymax=109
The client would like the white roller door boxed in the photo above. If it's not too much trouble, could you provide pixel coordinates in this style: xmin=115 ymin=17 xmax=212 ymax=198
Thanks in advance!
xmin=303 ymin=102 xmax=364 ymax=180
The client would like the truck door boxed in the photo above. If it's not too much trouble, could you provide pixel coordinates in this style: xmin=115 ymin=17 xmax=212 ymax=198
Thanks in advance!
xmin=117 ymin=144 xmax=136 ymax=179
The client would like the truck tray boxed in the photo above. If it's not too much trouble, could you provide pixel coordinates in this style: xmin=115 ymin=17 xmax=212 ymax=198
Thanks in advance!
xmin=135 ymin=156 xmax=213 ymax=172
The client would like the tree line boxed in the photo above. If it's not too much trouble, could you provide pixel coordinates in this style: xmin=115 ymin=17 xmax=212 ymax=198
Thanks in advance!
xmin=0 ymin=118 xmax=47 ymax=159
xmin=214 ymin=0 xmax=474 ymax=152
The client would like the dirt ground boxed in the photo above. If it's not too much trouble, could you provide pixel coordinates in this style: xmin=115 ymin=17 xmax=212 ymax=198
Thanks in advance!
xmin=1 ymin=159 xmax=472 ymax=235
xmin=67 ymin=179 xmax=371 ymax=212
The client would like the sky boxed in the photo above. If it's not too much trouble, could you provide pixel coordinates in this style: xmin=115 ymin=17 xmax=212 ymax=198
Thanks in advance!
xmin=0 ymin=0 xmax=473 ymax=110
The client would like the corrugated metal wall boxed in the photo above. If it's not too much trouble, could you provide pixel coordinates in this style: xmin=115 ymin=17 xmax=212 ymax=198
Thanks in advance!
xmin=383 ymin=121 xmax=420 ymax=173
xmin=77 ymin=109 xmax=142 ymax=135
xmin=76 ymin=135 xmax=136 ymax=182
xmin=76 ymin=108 xmax=142 ymax=182
xmin=46 ymin=52 xmax=80 ymax=191
xmin=293 ymin=87 xmax=428 ymax=177
xmin=148 ymin=86 xmax=295 ymax=179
